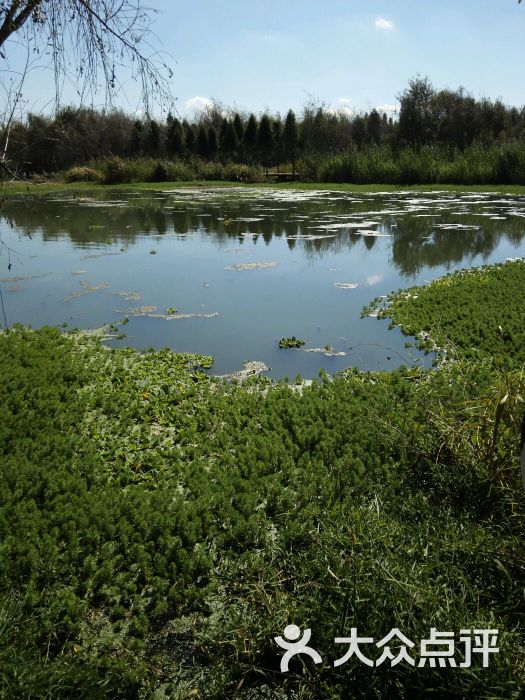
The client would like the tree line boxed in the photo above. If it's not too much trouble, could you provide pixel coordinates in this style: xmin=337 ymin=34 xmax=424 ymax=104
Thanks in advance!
xmin=7 ymin=77 xmax=525 ymax=176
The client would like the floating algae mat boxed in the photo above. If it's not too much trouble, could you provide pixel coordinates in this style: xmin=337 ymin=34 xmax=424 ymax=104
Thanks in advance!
xmin=1 ymin=187 xmax=524 ymax=377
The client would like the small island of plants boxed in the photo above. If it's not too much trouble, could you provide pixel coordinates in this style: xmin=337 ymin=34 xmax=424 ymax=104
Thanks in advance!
xmin=279 ymin=335 xmax=306 ymax=349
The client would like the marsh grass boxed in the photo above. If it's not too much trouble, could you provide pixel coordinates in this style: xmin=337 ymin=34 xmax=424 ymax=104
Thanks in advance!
xmin=0 ymin=303 xmax=524 ymax=697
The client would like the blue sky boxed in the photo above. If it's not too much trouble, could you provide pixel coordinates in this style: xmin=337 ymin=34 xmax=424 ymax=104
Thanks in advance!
xmin=5 ymin=0 xmax=525 ymax=117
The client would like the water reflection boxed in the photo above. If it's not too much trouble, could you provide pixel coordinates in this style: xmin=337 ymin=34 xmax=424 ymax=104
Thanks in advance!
xmin=3 ymin=188 xmax=524 ymax=276
xmin=1 ymin=187 xmax=524 ymax=377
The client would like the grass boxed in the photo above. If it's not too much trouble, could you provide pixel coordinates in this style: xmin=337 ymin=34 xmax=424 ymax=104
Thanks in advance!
xmin=1 ymin=254 xmax=525 ymax=697
xmin=3 ymin=179 xmax=525 ymax=198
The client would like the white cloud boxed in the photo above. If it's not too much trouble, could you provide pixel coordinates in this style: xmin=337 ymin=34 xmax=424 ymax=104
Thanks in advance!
xmin=185 ymin=96 xmax=213 ymax=112
xmin=366 ymin=274 xmax=384 ymax=286
xmin=338 ymin=97 xmax=352 ymax=105
xmin=374 ymin=17 xmax=394 ymax=31
xmin=377 ymin=104 xmax=397 ymax=114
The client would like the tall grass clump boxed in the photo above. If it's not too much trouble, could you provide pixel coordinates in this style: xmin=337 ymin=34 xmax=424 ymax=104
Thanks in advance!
xmin=318 ymin=142 xmax=525 ymax=185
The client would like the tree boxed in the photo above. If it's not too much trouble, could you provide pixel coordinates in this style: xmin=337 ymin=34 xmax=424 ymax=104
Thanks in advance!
xmin=166 ymin=118 xmax=184 ymax=158
xmin=283 ymin=109 xmax=298 ymax=176
xmin=257 ymin=114 xmax=274 ymax=174
xmin=367 ymin=109 xmax=382 ymax=145
xmin=183 ymin=121 xmax=196 ymax=155
xmin=233 ymin=113 xmax=244 ymax=143
xmin=207 ymin=127 xmax=218 ymax=159
xmin=243 ymin=113 xmax=258 ymax=162
xmin=196 ymin=125 xmax=209 ymax=158
xmin=351 ymin=116 xmax=367 ymax=147
xmin=145 ymin=120 xmax=161 ymax=156
xmin=397 ymin=76 xmax=435 ymax=146
xmin=0 ymin=1 xmax=172 ymax=178
xmin=0 ymin=1 xmax=172 ymax=109
xmin=221 ymin=121 xmax=239 ymax=157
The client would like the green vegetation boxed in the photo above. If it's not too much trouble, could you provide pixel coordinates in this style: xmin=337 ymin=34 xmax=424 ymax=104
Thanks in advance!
xmin=5 ymin=78 xmax=525 ymax=186
xmin=365 ymin=259 xmax=525 ymax=363
xmin=3 ymin=180 xmax=525 ymax=199
xmin=279 ymin=336 xmax=306 ymax=349
xmin=316 ymin=142 xmax=525 ymax=185
xmin=1 ymin=259 xmax=525 ymax=697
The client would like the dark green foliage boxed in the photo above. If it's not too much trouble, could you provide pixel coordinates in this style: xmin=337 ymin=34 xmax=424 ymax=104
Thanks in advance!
xmin=183 ymin=121 xmax=196 ymax=154
xmin=233 ymin=113 xmax=244 ymax=143
xmin=283 ymin=109 xmax=299 ymax=175
xmin=258 ymin=114 xmax=274 ymax=172
xmin=367 ymin=260 xmax=525 ymax=365
xmin=278 ymin=335 xmax=306 ymax=348
xmin=7 ymin=77 xmax=525 ymax=183
xmin=128 ymin=120 xmax=143 ymax=156
xmin=207 ymin=126 xmax=218 ymax=158
xmin=367 ymin=108 xmax=382 ymax=144
xmin=144 ymin=120 xmax=161 ymax=156
xmin=166 ymin=117 xmax=184 ymax=157
xmin=243 ymin=113 xmax=258 ymax=151
xmin=2 ymin=257 xmax=525 ymax=697
xmin=196 ymin=125 xmax=210 ymax=158
xmin=221 ymin=120 xmax=239 ymax=154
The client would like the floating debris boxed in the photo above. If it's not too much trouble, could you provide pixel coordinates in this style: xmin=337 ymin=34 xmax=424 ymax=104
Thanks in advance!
xmin=0 ymin=273 xmax=51 ymax=282
xmin=115 ymin=291 xmax=142 ymax=302
xmin=224 ymin=261 xmax=278 ymax=271
xmin=117 ymin=304 xmax=219 ymax=320
xmin=80 ymin=251 xmax=123 ymax=260
xmin=433 ymin=224 xmax=480 ymax=231
xmin=217 ymin=360 xmax=269 ymax=382
xmin=334 ymin=282 xmax=359 ymax=289
xmin=64 ymin=280 xmax=111 ymax=302
xmin=305 ymin=347 xmax=346 ymax=356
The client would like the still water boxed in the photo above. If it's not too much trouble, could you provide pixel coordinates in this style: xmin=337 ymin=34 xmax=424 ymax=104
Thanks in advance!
xmin=1 ymin=187 xmax=524 ymax=378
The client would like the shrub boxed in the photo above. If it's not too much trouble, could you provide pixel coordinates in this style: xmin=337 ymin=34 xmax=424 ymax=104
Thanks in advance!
xmin=102 ymin=156 xmax=133 ymax=184
xmin=224 ymin=162 xmax=264 ymax=182
xmin=64 ymin=166 xmax=102 ymax=183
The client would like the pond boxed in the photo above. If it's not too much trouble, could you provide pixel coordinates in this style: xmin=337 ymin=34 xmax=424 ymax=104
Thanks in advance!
xmin=1 ymin=187 xmax=524 ymax=378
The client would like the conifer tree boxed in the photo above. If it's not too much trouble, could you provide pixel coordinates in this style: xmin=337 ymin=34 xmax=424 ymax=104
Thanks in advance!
xmin=196 ymin=125 xmax=209 ymax=158
xmin=222 ymin=121 xmax=239 ymax=157
xmin=166 ymin=118 xmax=184 ymax=157
xmin=184 ymin=121 xmax=196 ymax=154
xmin=233 ymin=113 xmax=244 ymax=143
xmin=283 ymin=109 xmax=299 ymax=176
xmin=208 ymin=127 xmax=218 ymax=159
xmin=145 ymin=119 xmax=161 ymax=156
xmin=367 ymin=109 xmax=382 ymax=144
xmin=219 ymin=118 xmax=229 ymax=152
xmin=243 ymin=114 xmax=258 ymax=163
xmin=257 ymin=114 xmax=274 ymax=174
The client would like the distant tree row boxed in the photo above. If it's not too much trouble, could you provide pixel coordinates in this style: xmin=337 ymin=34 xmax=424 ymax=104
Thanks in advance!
xmin=7 ymin=78 xmax=525 ymax=174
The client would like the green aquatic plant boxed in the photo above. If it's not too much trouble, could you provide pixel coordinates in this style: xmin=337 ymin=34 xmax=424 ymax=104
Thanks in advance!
xmin=1 ymin=284 xmax=524 ymax=698
xmin=367 ymin=260 xmax=525 ymax=366
xmin=278 ymin=336 xmax=306 ymax=349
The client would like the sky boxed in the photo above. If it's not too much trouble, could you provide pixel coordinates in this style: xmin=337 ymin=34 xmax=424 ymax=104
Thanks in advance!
xmin=3 ymin=0 xmax=525 ymax=118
